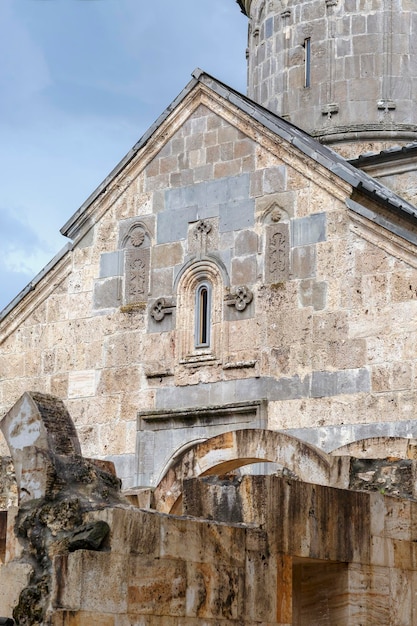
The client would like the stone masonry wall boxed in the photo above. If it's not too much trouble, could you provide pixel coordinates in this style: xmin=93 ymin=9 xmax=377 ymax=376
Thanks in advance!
xmin=245 ymin=0 xmax=417 ymax=147
xmin=1 ymin=88 xmax=417 ymax=487
xmin=50 ymin=507 xmax=275 ymax=625
xmin=182 ymin=474 xmax=417 ymax=625
xmin=47 ymin=475 xmax=417 ymax=625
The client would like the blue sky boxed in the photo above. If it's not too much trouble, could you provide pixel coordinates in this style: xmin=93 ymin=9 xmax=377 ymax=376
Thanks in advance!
xmin=0 ymin=0 xmax=248 ymax=312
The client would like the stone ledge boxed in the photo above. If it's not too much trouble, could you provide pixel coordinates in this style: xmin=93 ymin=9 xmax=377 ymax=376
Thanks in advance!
xmin=138 ymin=399 xmax=267 ymax=431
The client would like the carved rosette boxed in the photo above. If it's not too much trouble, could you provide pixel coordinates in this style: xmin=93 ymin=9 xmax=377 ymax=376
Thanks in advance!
xmin=129 ymin=226 xmax=146 ymax=247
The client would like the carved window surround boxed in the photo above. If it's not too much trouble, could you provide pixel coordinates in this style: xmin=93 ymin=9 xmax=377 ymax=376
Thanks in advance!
xmin=222 ymin=360 xmax=258 ymax=370
xmin=195 ymin=282 xmax=211 ymax=348
xmin=175 ymin=258 xmax=224 ymax=366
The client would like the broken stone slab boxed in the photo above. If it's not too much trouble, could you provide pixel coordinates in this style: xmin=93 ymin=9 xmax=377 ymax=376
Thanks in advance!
xmin=67 ymin=520 xmax=110 ymax=552
xmin=1 ymin=392 xmax=81 ymax=457
xmin=0 ymin=392 xmax=130 ymax=626
xmin=0 ymin=392 xmax=81 ymax=503
xmin=0 ymin=562 xmax=33 ymax=619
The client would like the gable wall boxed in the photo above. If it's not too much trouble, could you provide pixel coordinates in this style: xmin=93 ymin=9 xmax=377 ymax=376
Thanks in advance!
xmin=1 ymin=95 xmax=417 ymax=487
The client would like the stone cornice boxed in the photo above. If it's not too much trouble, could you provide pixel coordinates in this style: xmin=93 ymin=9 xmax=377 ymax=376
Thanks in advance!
xmin=236 ymin=0 xmax=251 ymax=16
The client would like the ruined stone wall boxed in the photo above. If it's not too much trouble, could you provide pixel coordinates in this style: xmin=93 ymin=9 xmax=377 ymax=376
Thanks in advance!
xmin=1 ymin=91 xmax=417 ymax=487
xmin=1 ymin=391 xmax=417 ymax=624
xmin=183 ymin=474 xmax=417 ymax=625
xmin=0 ymin=458 xmax=16 ymax=510
xmin=45 ymin=476 xmax=417 ymax=625
xmin=50 ymin=507 xmax=275 ymax=625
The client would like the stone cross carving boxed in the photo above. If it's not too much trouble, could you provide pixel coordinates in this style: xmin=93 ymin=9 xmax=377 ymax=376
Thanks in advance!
xmin=265 ymin=223 xmax=290 ymax=283
xmin=195 ymin=220 xmax=212 ymax=235
xmin=122 ymin=224 xmax=150 ymax=305
xmin=270 ymin=231 xmax=287 ymax=275
xmin=150 ymin=298 xmax=175 ymax=322
xmin=192 ymin=219 xmax=213 ymax=255
xmin=226 ymin=286 xmax=253 ymax=311
xmin=128 ymin=257 xmax=146 ymax=299
xmin=125 ymin=249 xmax=149 ymax=304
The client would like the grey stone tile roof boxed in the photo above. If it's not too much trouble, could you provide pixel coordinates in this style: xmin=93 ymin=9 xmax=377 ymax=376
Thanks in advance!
xmin=61 ymin=68 xmax=417 ymax=241
xmin=349 ymin=142 xmax=417 ymax=167
xmin=193 ymin=70 xmax=417 ymax=222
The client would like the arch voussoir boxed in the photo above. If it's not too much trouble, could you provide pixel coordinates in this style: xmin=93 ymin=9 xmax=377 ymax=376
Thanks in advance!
xmin=153 ymin=428 xmax=343 ymax=514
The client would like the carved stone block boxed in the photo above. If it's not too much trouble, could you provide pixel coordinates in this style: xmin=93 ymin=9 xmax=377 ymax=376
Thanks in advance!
xmin=187 ymin=218 xmax=219 ymax=255
xmin=124 ymin=248 xmax=150 ymax=304
xmin=265 ymin=223 xmax=290 ymax=283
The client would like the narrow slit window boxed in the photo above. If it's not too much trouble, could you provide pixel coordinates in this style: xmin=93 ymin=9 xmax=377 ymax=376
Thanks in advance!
xmin=304 ymin=38 xmax=311 ymax=88
xmin=195 ymin=283 xmax=211 ymax=348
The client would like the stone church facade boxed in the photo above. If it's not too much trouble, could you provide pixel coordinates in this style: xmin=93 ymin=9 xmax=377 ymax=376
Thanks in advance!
xmin=2 ymin=0 xmax=417 ymax=623
xmin=1 ymin=72 xmax=417 ymax=490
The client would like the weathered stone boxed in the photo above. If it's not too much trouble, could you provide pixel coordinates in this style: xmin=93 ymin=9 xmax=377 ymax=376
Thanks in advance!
xmin=93 ymin=277 xmax=122 ymax=309
xmin=0 ymin=393 xmax=128 ymax=625
xmin=67 ymin=521 xmax=110 ymax=552
xmin=265 ymin=223 xmax=290 ymax=283
xmin=99 ymin=251 xmax=122 ymax=278
xmin=292 ymin=213 xmax=327 ymax=247
xmin=0 ymin=459 xmax=16 ymax=511
xmin=291 ymin=244 xmax=316 ymax=279
xmin=2 ymin=1 xmax=417 ymax=622
xmin=124 ymin=248 xmax=150 ymax=305
xmin=0 ymin=562 xmax=33 ymax=619
xmin=219 ymin=198 xmax=255 ymax=232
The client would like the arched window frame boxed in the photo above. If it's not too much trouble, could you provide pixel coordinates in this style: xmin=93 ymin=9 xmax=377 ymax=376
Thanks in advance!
xmin=195 ymin=281 xmax=212 ymax=348
xmin=175 ymin=257 xmax=228 ymax=365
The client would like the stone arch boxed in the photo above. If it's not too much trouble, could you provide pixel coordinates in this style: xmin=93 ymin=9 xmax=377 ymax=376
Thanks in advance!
xmin=155 ymin=437 xmax=209 ymax=487
xmin=175 ymin=257 xmax=227 ymax=363
xmin=332 ymin=436 xmax=417 ymax=460
xmin=173 ymin=254 xmax=230 ymax=292
xmin=153 ymin=428 xmax=348 ymax=514
xmin=121 ymin=221 xmax=151 ymax=250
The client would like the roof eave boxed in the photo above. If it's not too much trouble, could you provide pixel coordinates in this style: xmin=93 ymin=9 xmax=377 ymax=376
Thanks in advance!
xmin=236 ymin=0 xmax=248 ymax=15
xmin=61 ymin=68 xmax=417 ymax=243
xmin=0 ymin=242 xmax=72 ymax=323
xmin=60 ymin=74 xmax=200 ymax=241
